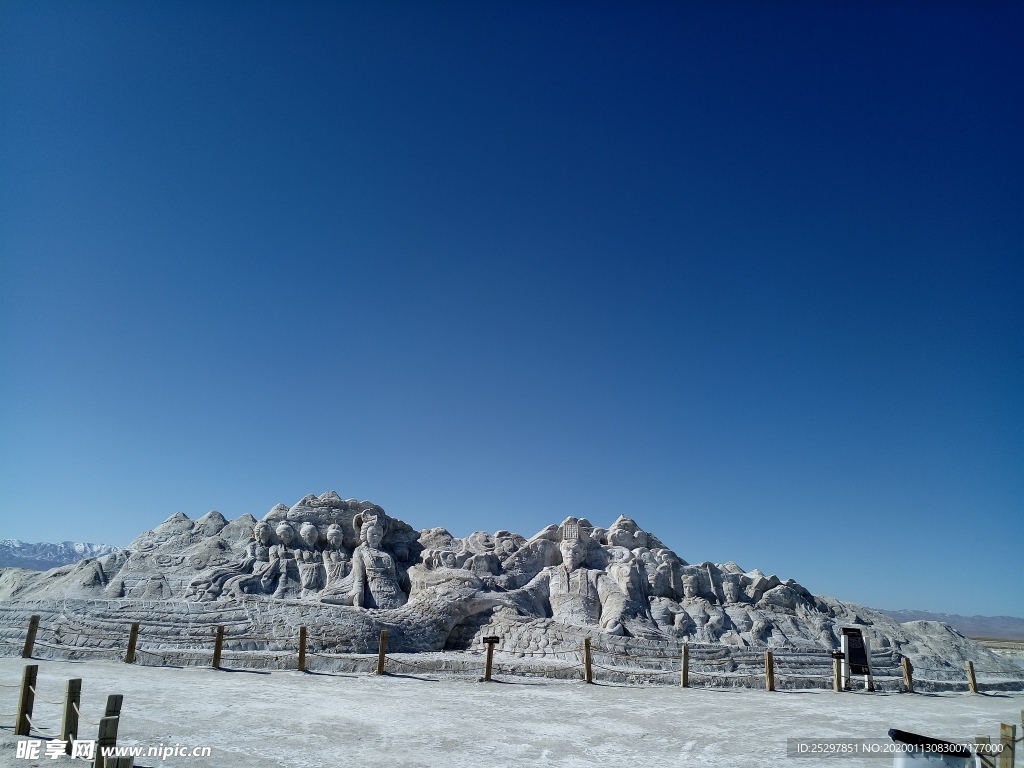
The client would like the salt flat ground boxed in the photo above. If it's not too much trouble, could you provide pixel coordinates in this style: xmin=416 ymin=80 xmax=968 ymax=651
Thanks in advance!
xmin=0 ymin=657 xmax=1020 ymax=767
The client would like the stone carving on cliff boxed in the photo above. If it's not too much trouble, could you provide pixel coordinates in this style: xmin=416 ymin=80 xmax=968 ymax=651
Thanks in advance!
xmin=168 ymin=500 xmax=827 ymax=650
xmin=8 ymin=488 xmax=1020 ymax=684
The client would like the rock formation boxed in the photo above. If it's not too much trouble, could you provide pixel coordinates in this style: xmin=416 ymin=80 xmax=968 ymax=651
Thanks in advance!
xmin=0 ymin=491 xmax=1019 ymax=685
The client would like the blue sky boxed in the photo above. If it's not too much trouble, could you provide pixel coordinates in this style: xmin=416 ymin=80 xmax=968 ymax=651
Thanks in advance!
xmin=1 ymin=2 xmax=1021 ymax=617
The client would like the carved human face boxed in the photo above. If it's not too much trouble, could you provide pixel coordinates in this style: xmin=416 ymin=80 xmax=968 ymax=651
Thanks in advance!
xmin=723 ymin=579 xmax=740 ymax=604
xmin=559 ymin=539 xmax=585 ymax=571
xmin=683 ymin=576 xmax=699 ymax=599
xmin=276 ymin=524 xmax=295 ymax=545
xmin=254 ymin=523 xmax=272 ymax=545
xmin=364 ymin=523 xmax=384 ymax=549
xmin=326 ymin=525 xmax=344 ymax=549
xmin=300 ymin=523 xmax=319 ymax=549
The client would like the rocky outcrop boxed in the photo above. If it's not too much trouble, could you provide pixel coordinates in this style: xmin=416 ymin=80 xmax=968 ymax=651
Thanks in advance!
xmin=0 ymin=491 xmax=1020 ymax=685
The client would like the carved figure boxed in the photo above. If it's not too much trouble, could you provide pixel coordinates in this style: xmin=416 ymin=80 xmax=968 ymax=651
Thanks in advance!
xmin=299 ymin=522 xmax=320 ymax=550
xmin=187 ymin=521 xmax=275 ymax=600
xmin=511 ymin=521 xmax=629 ymax=634
xmin=681 ymin=574 xmax=725 ymax=642
xmin=270 ymin=522 xmax=300 ymax=598
xmin=650 ymin=596 xmax=688 ymax=635
xmin=348 ymin=512 xmax=407 ymax=609
xmin=321 ymin=524 xmax=351 ymax=588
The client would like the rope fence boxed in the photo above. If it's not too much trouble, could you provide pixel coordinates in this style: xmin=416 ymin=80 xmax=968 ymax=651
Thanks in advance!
xmin=3 ymin=614 xmax=1023 ymax=693
xmin=73 ymin=701 xmax=106 ymax=727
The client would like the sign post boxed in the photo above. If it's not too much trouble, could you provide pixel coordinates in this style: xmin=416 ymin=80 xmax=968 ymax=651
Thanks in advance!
xmin=482 ymin=635 xmax=499 ymax=682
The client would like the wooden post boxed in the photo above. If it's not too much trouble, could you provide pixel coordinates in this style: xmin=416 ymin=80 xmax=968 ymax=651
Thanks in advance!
xmin=680 ymin=644 xmax=689 ymax=688
xmin=104 ymin=694 xmax=123 ymax=719
xmin=975 ymin=736 xmax=995 ymax=768
xmin=376 ymin=630 xmax=387 ymax=675
xmin=61 ymin=678 xmax=82 ymax=754
xmin=212 ymin=625 xmax=225 ymax=670
xmin=832 ymin=653 xmax=842 ymax=693
xmin=901 ymin=656 xmax=914 ymax=693
xmin=583 ymin=638 xmax=593 ymax=684
xmin=484 ymin=642 xmax=495 ymax=681
xmin=298 ymin=626 xmax=307 ymax=672
xmin=765 ymin=650 xmax=775 ymax=692
xmin=481 ymin=634 xmax=497 ymax=684
xmin=124 ymin=622 xmax=139 ymax=664
xmin=966 ymin=660 xmax=978 ymax=693
xmin=15 ymin=664 xmax=37 ymax=736
xmin=93 ymin=715 xmax=119 ymax=768
xmin=997 ymin=723 xmax=1015 ymax=768
xmin=22 ymin=615 xmax=40 ymax=658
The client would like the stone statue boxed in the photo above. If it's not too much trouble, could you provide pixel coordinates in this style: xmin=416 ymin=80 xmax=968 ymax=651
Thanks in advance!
xmin=681 ymin=573 xmax=726 ymax=642
xmin=347 ymin=511 xmax=407 ymax=609
xmin=298 ymin=522 xmax=320 ymax=550
xmin=270 ymin=522 xmax=301 ymax=598
xmin=296 ymin=523 xmax=324 ymax=598
xmin=12 ymin=488 xmax=1018 ymax=680
xmin=650 ymin=596 xmax=688 ymax=635
xmin=186 ymin=521 xmax=276 ymax=600
xmin=510 ymin=520 xmax=629 ymax=634
xmin=321 ymin=524 xmax=351 ymax=590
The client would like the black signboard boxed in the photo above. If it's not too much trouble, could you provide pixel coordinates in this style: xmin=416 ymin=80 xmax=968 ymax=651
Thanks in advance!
xmin=842 ymin=627 xmax=870 ymax=675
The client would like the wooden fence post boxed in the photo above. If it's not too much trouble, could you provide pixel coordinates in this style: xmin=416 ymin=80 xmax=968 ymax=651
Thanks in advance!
xmin=901 ymin=657 xmax=914 ymax=693
xmin=680 ymin=644 xmax=689 ymax=688
xmin=997 ymin=723 xmax=1015 ymax=768
xmin=15 ymin=664 xmax=37 ymax=736
xmin=583 ymin=638 xmax=593 ymax=684
xmin=61 ymin=678 xmax=82 ymax=754
xmin=832 ymin=653 xmax=842 ymax=692
xmin=93 ymin=715 xmax=119 ymax=768
xmin=298 ymin=626 xmax=306 ymax=672
xmin=765 ymin=650 xmax=775 ymax=692
xmin=91 ymin=695 xmax=123 ymax=768
xmin=966 ymin=660 xmax=978 ymax=694
xmin=376 ymin=631 xmax=387 ymax=675
xmin=104 ymin=694 xmax=123 ymax=719
xmin=124 ymin=622 xmax=139 ymax=664
xmin=212 ymin=626 xmax=225 ymax=670
xmin=22 ymin=615 xmax=40 ymax=659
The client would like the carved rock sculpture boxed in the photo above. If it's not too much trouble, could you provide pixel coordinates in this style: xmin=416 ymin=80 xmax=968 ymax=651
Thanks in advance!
xmin=0 ymin=490 xmax=1020 ymax=683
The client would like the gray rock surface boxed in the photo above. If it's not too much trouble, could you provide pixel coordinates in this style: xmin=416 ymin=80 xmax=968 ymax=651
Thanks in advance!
xmin=0 ymin=492 xmax=1020 ymax=685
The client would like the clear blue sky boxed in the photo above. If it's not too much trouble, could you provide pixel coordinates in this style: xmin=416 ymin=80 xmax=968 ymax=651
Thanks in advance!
xmin=1 ymin=2 xmax=1021 ymax=618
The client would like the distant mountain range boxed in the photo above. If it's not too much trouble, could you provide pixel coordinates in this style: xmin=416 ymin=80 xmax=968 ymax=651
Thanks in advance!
xmin=0 ymin=539 xmax=121 ymax=571
xmin=874 ymin=609 xmax=1024 ymax=641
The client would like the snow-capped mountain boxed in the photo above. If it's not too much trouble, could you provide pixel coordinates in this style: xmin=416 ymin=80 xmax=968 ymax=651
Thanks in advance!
xmin=874 ymin=608 xmax=1024 ymax=641
xmin=0 ymin=540 xmax=121 ymax=570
